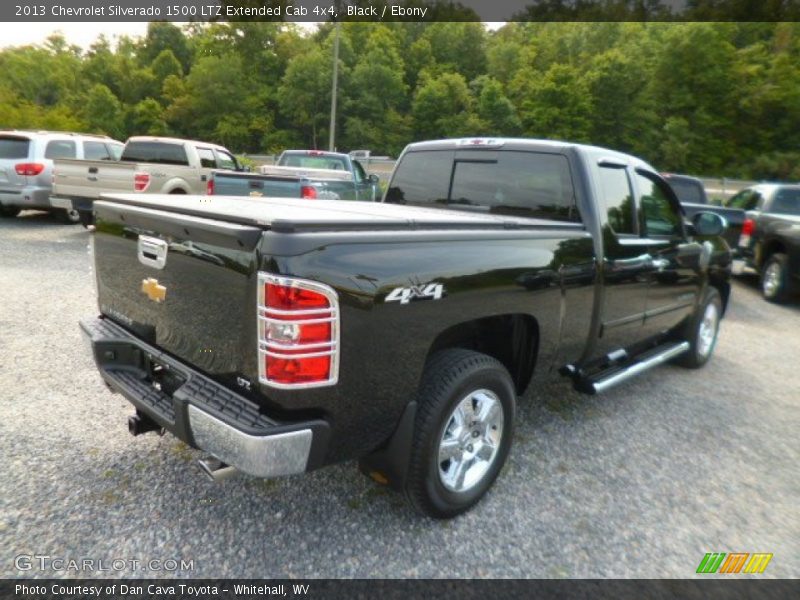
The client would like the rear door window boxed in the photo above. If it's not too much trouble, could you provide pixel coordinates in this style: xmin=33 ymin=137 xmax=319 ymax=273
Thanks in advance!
xmin=83 ymin=141 xmax=112 ymax=161
xmin=0 ymin=136 xmax=30 ymax=159
xmin=44 ymin=140 xmax=77 ymax=159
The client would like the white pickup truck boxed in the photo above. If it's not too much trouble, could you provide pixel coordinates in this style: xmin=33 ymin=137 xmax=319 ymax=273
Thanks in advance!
xmin=51 ymin=136 xmax=244 ymax=224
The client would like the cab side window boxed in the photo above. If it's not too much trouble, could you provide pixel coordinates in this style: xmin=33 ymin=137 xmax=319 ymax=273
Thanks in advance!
xmin=197 ymin=148 xmax=217 ymax=169
xmin=83 ymin=141 xmax=111 ymax=160
xmin=215 ymin=150 xmax=238 ymax=171
xmin=727 ymin=189 xmax=759 ymax=211
xmin=352 ymin=160 xmax=366 ymax=183
xmin=45 ymin=140 xmax=77 ymax=159
xmin=598 ymin=165 xmax=635 ymax=235
xmin=636 ymin=171 xmax=682 ymax=238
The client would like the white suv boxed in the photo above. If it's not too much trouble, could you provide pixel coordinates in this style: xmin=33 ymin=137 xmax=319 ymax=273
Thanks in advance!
xmin=0 ymin=130 xmax=123 ymax=223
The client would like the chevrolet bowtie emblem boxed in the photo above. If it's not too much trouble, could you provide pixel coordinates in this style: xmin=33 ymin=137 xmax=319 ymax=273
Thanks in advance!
xmin=141 ymin=278 xmax=167 ymax=303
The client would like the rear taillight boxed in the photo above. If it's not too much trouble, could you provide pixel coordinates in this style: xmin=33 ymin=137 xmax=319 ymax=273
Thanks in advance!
xmin=301 ymin=185 xmax=317 ymax=200
xmin=206 ymin=177 xmax=214 ymax=195
xmin=15 ymin=163 xmax=44 ymax=176
xmin=739 ymin=218 xmax=755 ymax=247
xmin=134 ymin=172 xmax=150 ymax=192
xmin=257 ymin=274 xmax=339 ymax=388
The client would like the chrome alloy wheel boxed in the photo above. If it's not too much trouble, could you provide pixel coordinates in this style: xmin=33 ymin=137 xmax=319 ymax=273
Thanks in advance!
xmin=763 ymin=262 xmax=781 ymax=298
xmin=697 ymin=302 xmax=719 ymax=358
xmin=437 ymin=389 xmax=504 ymax=493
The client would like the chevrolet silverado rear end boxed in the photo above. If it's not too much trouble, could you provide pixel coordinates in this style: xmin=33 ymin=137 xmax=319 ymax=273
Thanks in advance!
xmin=82 ymin=138 xmax=731 ymax=518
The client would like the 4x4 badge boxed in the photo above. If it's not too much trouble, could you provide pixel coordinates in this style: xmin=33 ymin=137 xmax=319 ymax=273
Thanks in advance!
xmin=141 ymin=278 xmax=167 ymax=303
xmin=385 ymin=283 xmax=445 ymax=305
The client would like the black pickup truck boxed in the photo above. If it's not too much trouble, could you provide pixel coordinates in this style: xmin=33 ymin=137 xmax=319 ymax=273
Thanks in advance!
xmin=732 ymin=183 xmax=800 ymax=302
xmin=81 ymin=138 xmax=732 ymax=518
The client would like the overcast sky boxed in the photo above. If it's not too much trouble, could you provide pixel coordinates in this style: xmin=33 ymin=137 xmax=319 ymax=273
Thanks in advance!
xmin=0 ymin=22 xmax=152 ymax=49
xmin=0 ymin=20 xmax=507 ymax=50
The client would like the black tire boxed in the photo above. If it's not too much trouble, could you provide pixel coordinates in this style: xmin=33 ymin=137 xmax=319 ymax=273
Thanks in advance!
xmin=53 ymin=207 xmax=81 ymax=224
xmin=0 ymin=205 xmax=21 ymax=218
xmin=675 ymin=287 xmax=722 ymax=369
xmin=761 ymin=253 xmax=790 ymax=304
xmin=404 ymin=349 xmax=516 ymax=519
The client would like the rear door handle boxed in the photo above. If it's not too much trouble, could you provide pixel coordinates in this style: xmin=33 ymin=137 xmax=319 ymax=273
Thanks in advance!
xmin=88 ymin=167 xmax=98 ymax=174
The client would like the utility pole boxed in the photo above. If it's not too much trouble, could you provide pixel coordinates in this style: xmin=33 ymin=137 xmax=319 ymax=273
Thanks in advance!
xmin=328 ymin=21 xmax=340 ymax=152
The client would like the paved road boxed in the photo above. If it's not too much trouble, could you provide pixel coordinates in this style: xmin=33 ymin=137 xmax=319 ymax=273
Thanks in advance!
xmin=1 ymin=212 xmax=798 ymax=578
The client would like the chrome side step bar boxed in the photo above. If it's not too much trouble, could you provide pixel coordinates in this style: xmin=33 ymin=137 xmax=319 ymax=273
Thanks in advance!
xmin=569 ymin=341 xmax=690 ymax=395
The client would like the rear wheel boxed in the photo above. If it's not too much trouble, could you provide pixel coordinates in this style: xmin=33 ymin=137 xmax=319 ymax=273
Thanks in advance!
xmin=761 ymin=253 xmax=790 ymax=303
xmin=675 ymin=287 xmax=722 ymax=369
xmin=0 ymin=205 xmax=21 ymax=218
xmin=53 ymin=207 xmax=81 ymax=224
xmin=404 ymin=349 xmax=515 ymax=518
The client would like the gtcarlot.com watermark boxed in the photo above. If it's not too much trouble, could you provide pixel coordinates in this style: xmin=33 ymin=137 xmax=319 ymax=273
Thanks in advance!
xmin=14 ymin=553 xmax=194 ymax=573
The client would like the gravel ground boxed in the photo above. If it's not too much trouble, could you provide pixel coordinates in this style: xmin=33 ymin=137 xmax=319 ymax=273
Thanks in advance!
xmin=1 ymin=211 xmax=798 ymax=579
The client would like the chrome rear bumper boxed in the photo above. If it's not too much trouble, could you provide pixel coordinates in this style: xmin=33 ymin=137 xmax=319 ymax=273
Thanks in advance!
xmin=80 ymin=316 xmax=329 ymax=478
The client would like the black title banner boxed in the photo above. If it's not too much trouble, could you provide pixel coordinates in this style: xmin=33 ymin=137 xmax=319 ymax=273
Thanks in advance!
xmin=2 ymin=0 xmax=800 ymax=23
xmin=2 ymin=579 xmax=799 ymax=600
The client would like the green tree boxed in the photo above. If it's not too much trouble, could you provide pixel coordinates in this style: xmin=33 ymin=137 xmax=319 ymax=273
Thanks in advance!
xmin=138 ymin=22 xmax=190 ymax=73
xmin=412 ymin=73 xmax=482 ymax=139
xmin=511 ymin=63 xmax=593 ymax=141
xmin=129 ymin=98 xmax=168 ymax=136
xmin=83 ymin=84 xmax=125 ymax=139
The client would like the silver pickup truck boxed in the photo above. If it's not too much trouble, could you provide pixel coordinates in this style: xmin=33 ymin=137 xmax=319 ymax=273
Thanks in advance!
xmin=51 ymin=136 xmax=243 ymax=224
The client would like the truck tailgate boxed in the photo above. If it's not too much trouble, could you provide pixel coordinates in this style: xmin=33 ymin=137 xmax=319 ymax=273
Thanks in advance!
xmin=53 ymin=158 xmax=137 ymax=199
xmin=93 ymin=199 xmax=264 ymax=383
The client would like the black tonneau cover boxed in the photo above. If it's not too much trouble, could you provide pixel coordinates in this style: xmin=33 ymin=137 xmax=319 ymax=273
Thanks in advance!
xmin=99 ymin=193 xmax=583 ymax=233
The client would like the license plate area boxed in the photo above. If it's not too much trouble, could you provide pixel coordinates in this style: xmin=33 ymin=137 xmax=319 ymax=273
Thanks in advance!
xmin=95 ymin=340 xmax=186 ymax=397
xmin=146 ymin=356 xmax=187 ymax=397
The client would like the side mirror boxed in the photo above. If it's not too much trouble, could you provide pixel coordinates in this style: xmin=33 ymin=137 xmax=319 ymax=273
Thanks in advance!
xmin=368 ymin=173 xmax=379 ymax=184
xmin=692 ymin=211 xmax=727 ymax=236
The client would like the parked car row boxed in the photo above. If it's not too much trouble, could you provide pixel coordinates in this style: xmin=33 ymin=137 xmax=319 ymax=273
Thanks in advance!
xmin=0 ymin=129 xmax=384 ymax=226
xmin=0 ymin=130 xmax=123 ymax=223
xmin=208 ymin=149 xmax=381 ymax=201
xmin=662 ymin=172 xmax=800 ymax=304
xmin=51 ymin=136 xmax=245 ymax=225
xmin=730 ymin=184 xmax=800 ymax=303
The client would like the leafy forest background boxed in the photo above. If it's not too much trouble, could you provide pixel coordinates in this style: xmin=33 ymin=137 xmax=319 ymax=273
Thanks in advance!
xmin=1 ymin=21 xmax=800 ymax=180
